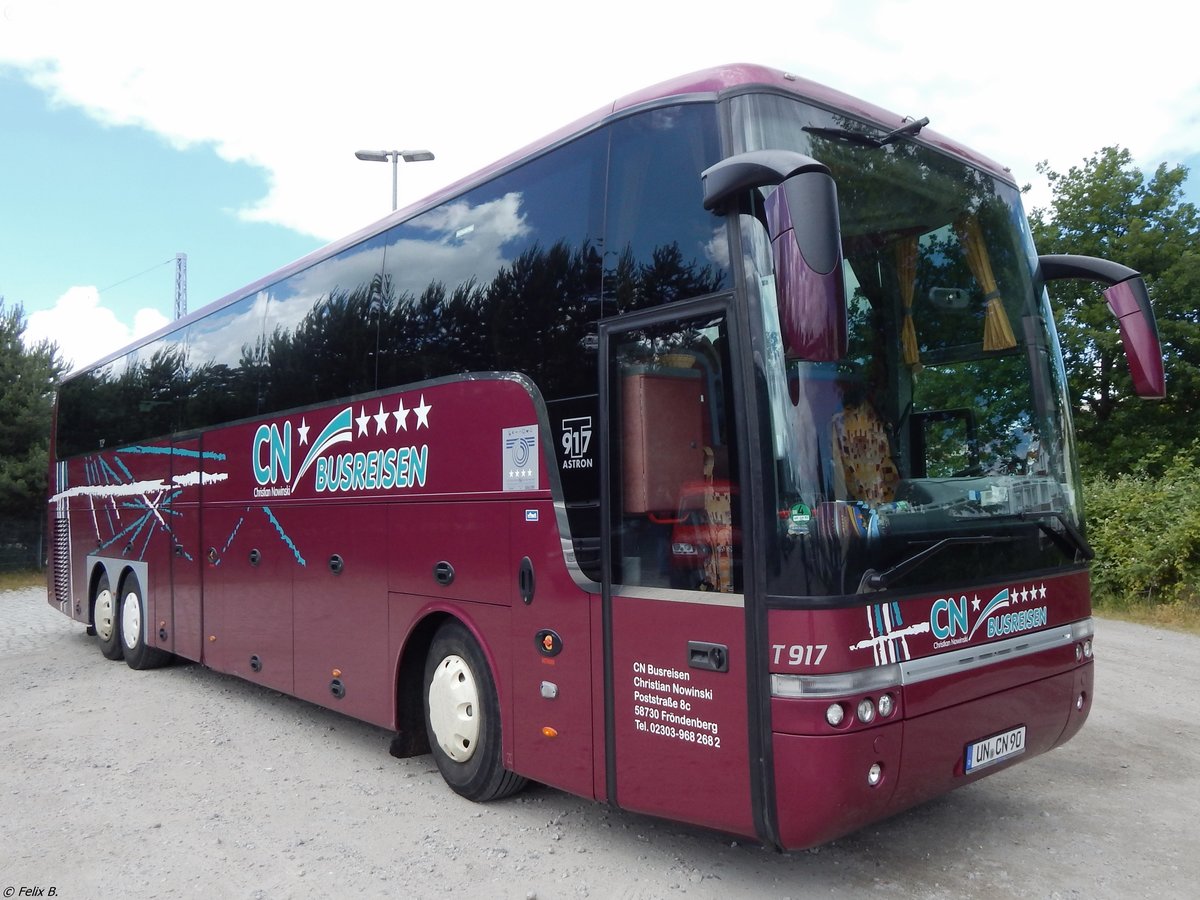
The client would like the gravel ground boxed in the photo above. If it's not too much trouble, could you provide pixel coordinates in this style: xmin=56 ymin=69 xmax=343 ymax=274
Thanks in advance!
xmin=2 ymin=586 xmax=1198 ymax=899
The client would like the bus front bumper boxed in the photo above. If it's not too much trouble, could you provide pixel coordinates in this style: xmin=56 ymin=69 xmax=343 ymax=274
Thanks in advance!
xmin=770 ymin=659 xmax=1092 ymax=850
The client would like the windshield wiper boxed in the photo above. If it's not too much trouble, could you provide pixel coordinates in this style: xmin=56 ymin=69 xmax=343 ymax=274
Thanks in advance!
xmin=804 ymin=116 xmax=930 ymax=149
xmin=959 ymin=510 xmax=1093 ymax=562
xmin=857 ymin=534 xmax=1009 ymax=594
xmin=1018 ymin=510 xmax=1095 ymax=561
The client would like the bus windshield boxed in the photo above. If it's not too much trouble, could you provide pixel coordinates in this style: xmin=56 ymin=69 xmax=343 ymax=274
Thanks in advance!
xmin=732 ymin=93 xmax=1083 ymax=599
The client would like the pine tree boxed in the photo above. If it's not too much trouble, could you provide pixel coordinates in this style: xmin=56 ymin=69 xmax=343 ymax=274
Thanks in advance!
xmin=0 ymin=299 xmax=67 ymax=549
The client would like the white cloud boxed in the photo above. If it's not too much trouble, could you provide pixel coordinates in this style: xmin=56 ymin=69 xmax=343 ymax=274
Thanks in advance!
xmin=2 ymin=0 xmax=1197 ymax=245
xmin=25 ymin=286 xmax=170 ymax=372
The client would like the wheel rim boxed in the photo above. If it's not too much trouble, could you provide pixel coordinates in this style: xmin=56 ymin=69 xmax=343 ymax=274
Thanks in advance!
xmin=428 ymin=653 xmax=480 ymax=763
xmin=95 ymin=588 xmax=116 ymax=642
xmin=121 ymin=590 xmax=141 ymax=651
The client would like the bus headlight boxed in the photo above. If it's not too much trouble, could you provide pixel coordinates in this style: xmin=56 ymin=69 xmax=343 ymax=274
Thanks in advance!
xmin=877 ymin=693 xmax=895 ymax=718
xmin=825 ymin=703 xmax=845 ymax=727
xmin=856 ymin=698 xmax=875 ymax=724
xmin=867 ymin=762 xmax=883 ymax=786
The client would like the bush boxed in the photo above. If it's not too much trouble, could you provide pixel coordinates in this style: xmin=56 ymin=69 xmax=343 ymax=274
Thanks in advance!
xmin=1084 ymin=448 xmax=1200 ymax=608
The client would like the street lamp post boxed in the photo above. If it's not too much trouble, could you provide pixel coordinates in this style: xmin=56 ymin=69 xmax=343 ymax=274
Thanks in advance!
xmin=354 ymin=149 xmax=435 ymax=211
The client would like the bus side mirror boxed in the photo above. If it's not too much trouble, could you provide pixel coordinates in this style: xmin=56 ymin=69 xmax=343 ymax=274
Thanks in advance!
xmin=703 ymin=150 xmax=847 ymax=361
xmin=1102 ymin=277 xmax=1164 ymax=399
xmin=1039 ymin=254 xmax=1166 ymax=399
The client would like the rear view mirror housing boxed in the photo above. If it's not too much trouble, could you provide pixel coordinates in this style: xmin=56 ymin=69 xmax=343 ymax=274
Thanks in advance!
xmin=703 ymin=151 xmax=847 ymax=361
xmin=1039 ymin=254 xmax=1166 ymax=399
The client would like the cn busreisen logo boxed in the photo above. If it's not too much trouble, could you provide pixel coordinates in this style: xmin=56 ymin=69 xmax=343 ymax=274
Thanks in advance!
xmin=929 ymin=583 xmax=1049 ymax=649
xmin=252 ymin=397 xmax=431 ymax=498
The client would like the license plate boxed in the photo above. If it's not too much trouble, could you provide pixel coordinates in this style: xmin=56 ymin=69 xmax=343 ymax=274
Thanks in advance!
xmin=964 ymin=725 xmax=1026 ymax=773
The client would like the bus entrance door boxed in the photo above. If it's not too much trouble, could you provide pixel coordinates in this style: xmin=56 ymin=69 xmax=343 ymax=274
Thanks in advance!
xmin=600 ymin=304 xmax=756 ymax=838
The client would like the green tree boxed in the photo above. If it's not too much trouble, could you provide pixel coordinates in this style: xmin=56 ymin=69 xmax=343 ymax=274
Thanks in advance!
xmin=0 ymin=299 xmax=67 ymax=529
xmin=1029 ymin=147 xmax=1200 ymax=475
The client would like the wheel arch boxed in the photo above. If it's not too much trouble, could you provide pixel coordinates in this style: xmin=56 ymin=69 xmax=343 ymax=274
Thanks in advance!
xmin=86 ymin=557 xmax=148 ymax=623
xmin=87 ymin=560 xmax=116 ymax=624
xmin=390 ymin=611 xmax=449 ymax=758
xmin=115 ymin=564 xmax=142 ymax=600
xmin=390 ymin=607 xmax=509 ymax=761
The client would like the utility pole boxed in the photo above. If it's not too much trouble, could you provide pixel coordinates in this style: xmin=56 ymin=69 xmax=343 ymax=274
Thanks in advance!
xmin=174 ymin=253 xmax=188 ymax=319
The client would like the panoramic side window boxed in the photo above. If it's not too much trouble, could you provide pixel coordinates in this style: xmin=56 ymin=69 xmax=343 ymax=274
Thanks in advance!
xmin=57 ymin=358 xmax=121 ymax=457
xmin=260 ymin=233 xmax=389 ymax=414
xmin=604 ymin=103 xmax=728 ymax=312
xmin=57 ymin=327 xmax=191 ymax=457
xmin=124 ymin=333 xmax=188 ymax=443
xmin=180 ymin=292 xmax=268 ymax=431
xmin=376 ymin=128 xmax=608 ymax=400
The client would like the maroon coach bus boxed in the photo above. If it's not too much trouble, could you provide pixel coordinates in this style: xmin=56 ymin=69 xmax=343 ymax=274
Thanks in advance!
xmin=47 ymin=64 xmax=1165 ymax=849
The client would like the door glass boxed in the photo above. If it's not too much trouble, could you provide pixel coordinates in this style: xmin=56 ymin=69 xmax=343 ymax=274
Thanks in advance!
xmin=609 ymin=312 xmax=739 ymax=592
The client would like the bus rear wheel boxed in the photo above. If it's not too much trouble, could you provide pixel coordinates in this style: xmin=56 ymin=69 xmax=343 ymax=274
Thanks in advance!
xmin=93 ymin=574 xmax=123 ymax=661
xmin=120 ymin=576 xmax=171 ymax=670
xmin=423 ymin=621 xmax=526 ymax=802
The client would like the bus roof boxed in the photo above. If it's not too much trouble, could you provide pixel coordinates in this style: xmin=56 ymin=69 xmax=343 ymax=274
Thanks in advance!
xmin=71 ymin=63 xmax=1014 ymax=377
xmin=396 ymin=63 xmax=1013 ymax=226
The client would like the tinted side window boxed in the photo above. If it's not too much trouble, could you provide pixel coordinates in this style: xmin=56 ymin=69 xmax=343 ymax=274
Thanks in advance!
xmin=126 ymin=334 xmax=188 ymax=442
xmin=377 ymin=128 xmax=608 ymax=400
xmin=57 ymin=330 xmax=190 ymax=456
xmin=604 ymin=104 xmax=728 ymax=311
xmin=57 ymin=362 xmax=115 ymax=456
xmin=56 ymin=104 xmax=729 ymax=462
xmin=260 ymin=234 xmax=388 ymax=414
xmin=180 ymin=292 xmax=267 ymax=431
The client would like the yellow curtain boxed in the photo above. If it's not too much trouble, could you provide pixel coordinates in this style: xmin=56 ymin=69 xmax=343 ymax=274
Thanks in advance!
xmin=895 ymin=237 xmax=921 ymax=369
xmin=955 ymin=213 xmax=1017 ymax=351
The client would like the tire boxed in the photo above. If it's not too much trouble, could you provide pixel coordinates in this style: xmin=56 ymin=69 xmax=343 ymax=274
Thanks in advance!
xmin=423 ymin=621 xmax=526 ymax=802
xmin=119 ymin=576 xmax=171 ymax=670
xmin=93 ymin=574 xmax=123 ymax=661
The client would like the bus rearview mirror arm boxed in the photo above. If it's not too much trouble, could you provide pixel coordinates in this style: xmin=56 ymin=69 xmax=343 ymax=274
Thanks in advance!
xmin=1039 ymin=254 xmax=1166 ymax=399
xmin=703 ymin=151 xmax=847 ymax=361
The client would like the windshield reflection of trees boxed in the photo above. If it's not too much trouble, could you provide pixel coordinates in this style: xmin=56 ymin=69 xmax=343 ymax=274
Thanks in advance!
xmin=809 ymin=127 xmax=1044 ymax=480
xmin=768 ymin=125 xmax=1071 ymax=597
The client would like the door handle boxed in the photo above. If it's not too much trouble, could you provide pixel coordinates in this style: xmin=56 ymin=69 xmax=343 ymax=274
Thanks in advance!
xmin=519 ymin=557 xmax=535 ymax=605
xmin=688 ymin=641 xmax=728 ymax=673
xmin=433 ymin=561 xmax=455 ymax=586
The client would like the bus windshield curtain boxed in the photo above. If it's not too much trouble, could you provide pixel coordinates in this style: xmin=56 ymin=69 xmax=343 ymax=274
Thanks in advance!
xmin=895 ymin=236 xmax=921 ymax=369
xmin=955 ymin=213 xmax=1017 ymax=351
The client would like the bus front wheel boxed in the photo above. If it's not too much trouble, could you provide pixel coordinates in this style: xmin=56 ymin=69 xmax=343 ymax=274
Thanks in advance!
xmin=423 ymin=621 xmax=526 ymax=802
